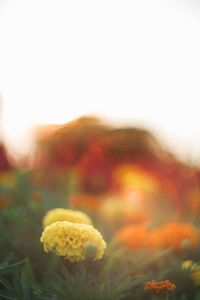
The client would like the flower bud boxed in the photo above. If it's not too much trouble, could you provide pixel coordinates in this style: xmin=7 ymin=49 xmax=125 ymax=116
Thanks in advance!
xmin=84 ymin=242 xmax=98 ymax=261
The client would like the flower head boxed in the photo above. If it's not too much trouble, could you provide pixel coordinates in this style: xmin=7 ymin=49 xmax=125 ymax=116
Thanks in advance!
xmin=43 ymin=208 xmax=92 ymax=227
xmin=144 ymin=280 xmax=176 ymax=294
xmin=147 ymin=222 xmax=200 ymax=251
xmin=40 ymin=221 xmax=106 ymax=262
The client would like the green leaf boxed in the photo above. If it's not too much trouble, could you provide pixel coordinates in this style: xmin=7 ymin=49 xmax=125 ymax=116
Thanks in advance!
xmin=0 ymin=253 xmax=13 ymax=271
xmin=0 ymin=275 xmax=12 ymax=290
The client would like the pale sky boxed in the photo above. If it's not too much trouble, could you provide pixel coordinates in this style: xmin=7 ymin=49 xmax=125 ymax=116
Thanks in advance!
xmin=0 ymin=0 xmax=200 ymax=161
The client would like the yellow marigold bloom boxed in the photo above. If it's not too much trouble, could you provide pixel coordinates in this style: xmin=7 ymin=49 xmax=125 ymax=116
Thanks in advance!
xmin=40 ymin=221 xmax=106 ymax=262
xmin=144 ymin=280 xmax=176 ymax=294
xmin=43 ymin=208 xmax=92 ymax=227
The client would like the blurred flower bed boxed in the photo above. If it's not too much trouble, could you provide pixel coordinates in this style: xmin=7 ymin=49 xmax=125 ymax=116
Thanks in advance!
xmin=0 ymin=116 xmax=200 ymax=299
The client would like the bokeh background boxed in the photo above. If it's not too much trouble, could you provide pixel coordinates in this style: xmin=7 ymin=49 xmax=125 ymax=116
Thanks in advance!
xmin=0 ymin=0 xmax=200 ymax=161
xmin=1 ymin=1 xmax=200 ymax=299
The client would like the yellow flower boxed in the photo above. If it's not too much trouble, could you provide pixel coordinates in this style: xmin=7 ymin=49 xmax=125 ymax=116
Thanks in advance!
xmin=43 ymin=208 xmax=92 ymax=227
xmin=40 ymin=221 xmax=106 ymax=262
xmin=112 ymin=164 xmax=159 ymax=194
xmin=192 ymin=271 xmax=200 ymax=285
xmin=182 ymin=260 xmax=200 ymax=286
xmin=181 ymin=260 xmax=193 ymax=270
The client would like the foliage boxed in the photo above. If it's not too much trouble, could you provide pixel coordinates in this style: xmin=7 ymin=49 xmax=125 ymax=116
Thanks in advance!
xmin=0 ymin=170 xmax=200 ymax=299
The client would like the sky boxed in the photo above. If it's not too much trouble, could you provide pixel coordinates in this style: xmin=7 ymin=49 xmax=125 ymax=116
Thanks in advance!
xmin=0 ymin=0 xmax=200 ymax=161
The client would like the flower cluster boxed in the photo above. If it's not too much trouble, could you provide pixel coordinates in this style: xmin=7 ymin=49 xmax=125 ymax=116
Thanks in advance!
xmin=144 ymin=280 xmax=176 ymax=294
xmin=147 ymin=222 xmax=200 ymax=250
xmin=43 ymin=208 xmax=92 ymax=227
xmin=40 ymin=221 xmax=106 ymax=262
xmin=116 ymin=222 xmax=200 ymax=251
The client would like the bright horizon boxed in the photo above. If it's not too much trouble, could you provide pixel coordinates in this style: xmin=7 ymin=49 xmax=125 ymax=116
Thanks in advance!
xmin=0 ymin=0 xmax=200 ymax=162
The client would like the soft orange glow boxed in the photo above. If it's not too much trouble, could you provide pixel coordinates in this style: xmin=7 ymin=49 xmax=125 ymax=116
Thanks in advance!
xmin=70 ymin=194 xmax=101 ymax=212
xmin=116 ymin=222 xmax=200 ymax=251
xmin=116 ymin=224 xmax=148 ymax=249
xmin=147 ymin=222 xmax=200 ymax=251
xmin=112 ymin=164 xmax=160 ymax=194
xmin=100 ymin=194 xmax=149 ymax=225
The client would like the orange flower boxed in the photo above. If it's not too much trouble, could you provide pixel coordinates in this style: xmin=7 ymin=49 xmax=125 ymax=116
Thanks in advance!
xmin=116 ymin=224 xmax=148 ymax=249
xmin=144 ymin=280 xmax=176 ymax=294
xmin=70 ymin=194 xmax=101 ymax=212
xmin=147 ymin=222 xmax=200 ymax=251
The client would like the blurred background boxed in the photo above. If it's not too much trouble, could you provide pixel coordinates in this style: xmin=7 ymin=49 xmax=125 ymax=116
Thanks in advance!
xmin=0 ymin=0 xmax=200 ymax=223
xmin=1 ymin=2 xmax=200 ymax=299
xmin=0 ymin=0 xmax=200 ymax=162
